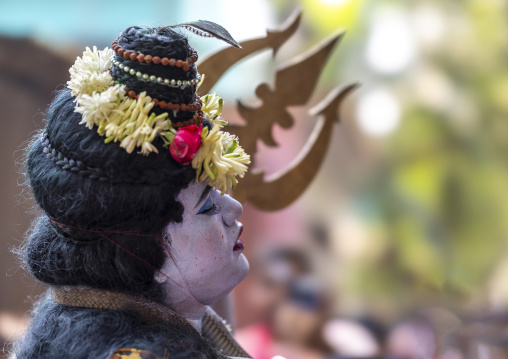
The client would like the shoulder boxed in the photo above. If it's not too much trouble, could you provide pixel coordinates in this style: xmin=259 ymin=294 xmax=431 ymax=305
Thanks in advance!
xmin=17 ymin=299 xmax=219 ymax=358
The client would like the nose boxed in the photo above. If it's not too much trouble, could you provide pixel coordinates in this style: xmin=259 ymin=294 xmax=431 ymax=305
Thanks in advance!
xmin=221 ymin=195 xmax=243 ymax=227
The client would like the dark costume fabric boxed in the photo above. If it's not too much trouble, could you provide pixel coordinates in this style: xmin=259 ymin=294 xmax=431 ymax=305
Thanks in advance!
xmin=15 ymin=287 xmax=249 ymax=359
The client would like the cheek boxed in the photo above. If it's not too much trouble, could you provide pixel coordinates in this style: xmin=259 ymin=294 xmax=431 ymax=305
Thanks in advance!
xmin=195 ymin=224 xmax=227 ymax=261
xmin=168 ymin=218 xmax=226 ymax=267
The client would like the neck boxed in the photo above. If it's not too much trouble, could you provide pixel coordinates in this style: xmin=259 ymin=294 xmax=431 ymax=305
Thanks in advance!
xmin=163 ymin=284 xmax=207 ymax=332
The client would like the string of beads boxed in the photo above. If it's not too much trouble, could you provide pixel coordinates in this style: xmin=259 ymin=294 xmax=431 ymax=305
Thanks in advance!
xmin=124 ymin=87 xmax=204 ymax=114
xmin=111 ymin=58 xmax=201 ymax=88
xmin=112 ymin=39 xmax=198 ymax=71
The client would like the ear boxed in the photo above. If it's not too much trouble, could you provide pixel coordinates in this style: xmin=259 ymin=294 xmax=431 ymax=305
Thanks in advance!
xmin=154 ymin=269 xmax=168 ymax=284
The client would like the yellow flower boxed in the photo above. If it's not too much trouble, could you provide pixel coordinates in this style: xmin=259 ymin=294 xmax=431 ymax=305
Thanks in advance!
xmin=201 ymin=93 xmax=227 ymax=126
xmin=192 ymin=125 xmax=250 ymax=194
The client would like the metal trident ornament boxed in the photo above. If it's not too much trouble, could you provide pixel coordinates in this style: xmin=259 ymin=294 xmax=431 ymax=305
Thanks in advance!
xmin=198 ymin=11 xmax=358 ymax=211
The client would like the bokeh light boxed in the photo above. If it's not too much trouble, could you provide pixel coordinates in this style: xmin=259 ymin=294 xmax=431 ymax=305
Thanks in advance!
xmin=356 ymin=88 xmax=401 ymax=137
xmin=366 ymin=8 xmax=417 ymax=75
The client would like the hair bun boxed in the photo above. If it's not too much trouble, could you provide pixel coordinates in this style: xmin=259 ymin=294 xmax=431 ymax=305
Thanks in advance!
xmin=111 ymin=26 xmax=199 ymax=124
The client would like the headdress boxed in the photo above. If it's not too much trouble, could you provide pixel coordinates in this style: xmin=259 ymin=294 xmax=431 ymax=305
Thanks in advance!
xmin=60 ymin=23 xmax=249 ymax=194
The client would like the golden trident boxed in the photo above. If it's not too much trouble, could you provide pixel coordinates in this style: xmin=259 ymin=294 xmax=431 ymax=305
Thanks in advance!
xmin=198 ymin=10 xmax=358 ymax=211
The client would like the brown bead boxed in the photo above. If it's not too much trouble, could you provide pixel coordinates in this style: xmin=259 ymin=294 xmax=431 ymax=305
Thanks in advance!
xmin=130 ymin=52 xmax=137 ymax=61
xmin=128 ymin=90 xmax=136 ymax=98
xmin=118 ymin=48 xmax=124 ymax=56
xmin=152 ymin=56 xmax=161 ymax=64
xmin=182 ymin=63 xmax=190 ymax=72
xmin=144 ymin=55 xmax=152 ymax=63
xmin=152 ymin=98 xmax=159 ymax=106
xmin=181 ymin=104 xmax=187 ymax=111
xmin=176 ymin=60 xmax=183 ymax=68
xmin=159 ymin=101 xmax=167 ymax=109
xmin=161 ymin=58 xmax=170 ymax=66
xmin=174 ymin=104 xmax=180 ymax=111
xmin=169 ymin=58 xmax=176 ymax=66
xmin=123 ymin=51 xmax=131 ymax=60
xmin=137 ymin=54 xmax=145 ymax=62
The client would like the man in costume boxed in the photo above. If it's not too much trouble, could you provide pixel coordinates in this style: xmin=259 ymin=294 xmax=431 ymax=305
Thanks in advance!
xmin=13 ymin=23 xmax=259 ymax=359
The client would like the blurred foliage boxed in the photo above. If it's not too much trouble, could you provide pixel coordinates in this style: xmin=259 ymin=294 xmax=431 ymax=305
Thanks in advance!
xmin=344 ymin=0 xmax=508 ymax=312
xmin=267 ymin=0 xmax=508 ymax=317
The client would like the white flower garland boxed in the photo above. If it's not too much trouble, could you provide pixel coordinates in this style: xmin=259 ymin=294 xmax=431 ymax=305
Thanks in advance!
xmin=67 ymin=46 xmax=250 ymax=192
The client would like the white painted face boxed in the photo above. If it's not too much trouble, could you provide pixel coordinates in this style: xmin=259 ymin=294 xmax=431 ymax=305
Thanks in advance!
xmin=159 ymin=181 xmax=249 ymax=306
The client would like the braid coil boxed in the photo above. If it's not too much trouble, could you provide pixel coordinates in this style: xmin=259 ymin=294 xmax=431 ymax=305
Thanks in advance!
xmin=41 ymin=131 xmax=166 ymax=185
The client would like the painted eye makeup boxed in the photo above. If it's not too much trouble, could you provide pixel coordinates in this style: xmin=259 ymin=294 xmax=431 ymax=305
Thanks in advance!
xmin=197 ymin=196 xmax=220 ymax=215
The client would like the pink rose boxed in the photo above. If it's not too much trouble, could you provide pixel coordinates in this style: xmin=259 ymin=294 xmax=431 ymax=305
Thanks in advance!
xmin=170 ymin=125 xmax=203 ymax=165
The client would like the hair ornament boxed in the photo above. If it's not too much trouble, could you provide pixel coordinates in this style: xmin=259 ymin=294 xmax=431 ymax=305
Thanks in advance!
xmin=111 ymin=58 xmax=201 ymax=88
xmin=201 ymin=93 xmax=226 ymax=126
xmin=192 ymin=125 xmax=250 ymax=194
xmin=161 ymin=20 xmax=242 ymax=48
xmin=124 ymin=87 xmax=204 ymax=113
xmin=67 ymin=43 xmax=250 ymax=193
xmin=111 ymin=39 xmax=198 ymax=71
xmin=67 ymin=47 xmax=116 ymax=97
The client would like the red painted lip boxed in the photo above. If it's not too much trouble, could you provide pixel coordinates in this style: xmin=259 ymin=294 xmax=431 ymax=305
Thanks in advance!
xmin=233 ymin=226 xmax=244 ymax=251
xmin=233 ymin=239 xmax=244 ymax=252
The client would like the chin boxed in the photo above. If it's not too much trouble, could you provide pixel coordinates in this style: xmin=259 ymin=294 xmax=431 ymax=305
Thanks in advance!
xmin=224 ymin=254 xmax=250 ymax=293
xmin=236 ymin=253 xmax=249 ymax=283
xmin=201 ymin=256 xmax=249 ymax=306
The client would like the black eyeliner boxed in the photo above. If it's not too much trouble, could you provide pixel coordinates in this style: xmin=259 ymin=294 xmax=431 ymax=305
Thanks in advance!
xmin=194 ymin=186 xmax=212 ymax=209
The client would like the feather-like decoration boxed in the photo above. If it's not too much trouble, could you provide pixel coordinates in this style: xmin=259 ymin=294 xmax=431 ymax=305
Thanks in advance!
xmin=161 ymin=20 xmax=241 ymax=48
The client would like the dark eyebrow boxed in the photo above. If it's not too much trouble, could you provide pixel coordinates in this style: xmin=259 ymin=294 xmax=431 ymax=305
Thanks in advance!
xmin=194 ymin=185 xmax=212 ymax=209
